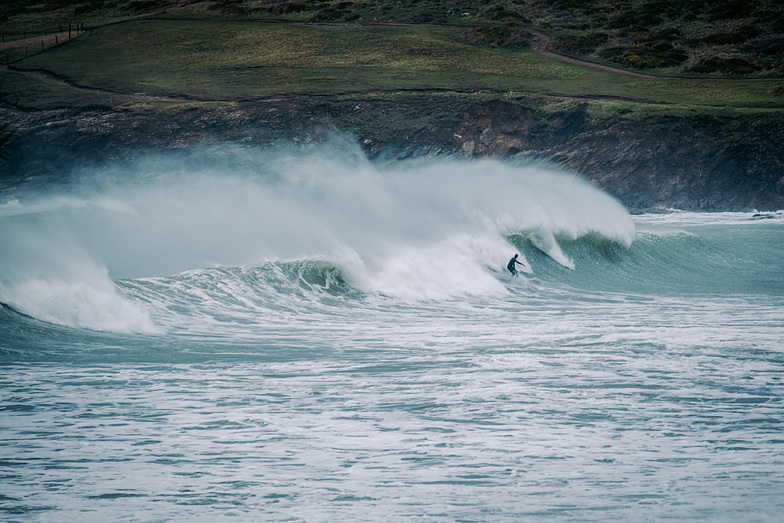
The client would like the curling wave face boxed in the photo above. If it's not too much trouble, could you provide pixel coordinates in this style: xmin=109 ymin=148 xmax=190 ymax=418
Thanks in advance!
xmin=0 ymin=137 xmax=634 ymax=332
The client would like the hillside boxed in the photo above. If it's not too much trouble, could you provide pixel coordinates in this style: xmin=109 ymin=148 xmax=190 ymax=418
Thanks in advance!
xmin=3 ymin=0 xmax=784 ymax=76
xmin=1 ymin=0 xmax=783 ymax=211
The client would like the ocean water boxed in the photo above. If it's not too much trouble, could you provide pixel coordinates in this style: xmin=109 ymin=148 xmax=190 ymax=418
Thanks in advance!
xmin=1 ymin=140 xmax=783 ymax=521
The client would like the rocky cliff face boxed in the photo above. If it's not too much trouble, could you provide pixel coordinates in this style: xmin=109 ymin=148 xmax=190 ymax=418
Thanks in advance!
xmin=450 ymin=101 xmax=784 ymax=211
xmin=1 ymin=99 xmax=782 ymax=212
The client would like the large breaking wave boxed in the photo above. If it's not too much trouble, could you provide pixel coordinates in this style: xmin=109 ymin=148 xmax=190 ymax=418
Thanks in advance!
xmin=0 ymin=137 xmax=634 ymax=332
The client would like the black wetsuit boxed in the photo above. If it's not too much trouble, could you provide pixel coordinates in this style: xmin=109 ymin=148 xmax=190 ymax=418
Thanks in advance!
xmin=507 ymin=255 xmax=523 ymax=276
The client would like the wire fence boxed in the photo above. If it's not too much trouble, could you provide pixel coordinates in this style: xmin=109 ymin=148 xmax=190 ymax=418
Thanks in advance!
xmin=1 ymin=22 xmax=85 ymax=64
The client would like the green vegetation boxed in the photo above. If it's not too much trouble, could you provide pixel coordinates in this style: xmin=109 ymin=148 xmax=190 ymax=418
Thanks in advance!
xmin=6 ymin=19 xmax=782 ymax=110
xmin=545 ymin=0 xmax=784 ymax=77
xmin=1 ymin=1 xmax=783 ymax=115
xmin=0 ymin=65 xmax=103 ymax=107
xmin=3 ymin=0 xmax=784 ymax=74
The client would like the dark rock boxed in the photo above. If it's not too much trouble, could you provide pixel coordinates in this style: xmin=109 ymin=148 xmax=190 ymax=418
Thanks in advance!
xmin=1 ymin=100 xmax=782 ymax=212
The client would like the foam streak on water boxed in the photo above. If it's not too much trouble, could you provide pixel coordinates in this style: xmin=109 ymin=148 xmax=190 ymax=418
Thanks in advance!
xmin=2 ymin=311 xmax=783 ymax=521
xmin=1 ymin=141 xmax=783 ymax=520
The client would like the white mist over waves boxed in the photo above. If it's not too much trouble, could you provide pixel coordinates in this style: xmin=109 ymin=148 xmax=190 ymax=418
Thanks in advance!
xmin=0 ymin=226 xmax=157 ymax=334
xmin=0 ymin=137 xmax=634 ymax=331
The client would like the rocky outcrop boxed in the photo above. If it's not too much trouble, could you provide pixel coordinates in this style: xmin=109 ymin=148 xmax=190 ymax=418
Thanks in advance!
xmin=417 ymin=101 xmax=782 ymax=211
xmin=453 ymin=101 xmax=536 ymax=157
xmin=405 ymin=101 xmax=784 ymax=212
xmin=546 ymin=115 xmax=784 ymax=211
xmin=1 ymin=99 xmax=782 ymax=212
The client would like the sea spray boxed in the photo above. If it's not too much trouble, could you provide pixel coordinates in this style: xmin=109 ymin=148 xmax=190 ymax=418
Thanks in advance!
xmin=0 ymin=219 xmax=156 ymax=333
xmin=0 ymin=137 xmax=634 ymax=330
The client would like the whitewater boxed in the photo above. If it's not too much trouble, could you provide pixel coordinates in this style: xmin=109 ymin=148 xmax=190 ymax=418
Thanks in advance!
xmin=1 ymin=138 xmax=783 ymax=521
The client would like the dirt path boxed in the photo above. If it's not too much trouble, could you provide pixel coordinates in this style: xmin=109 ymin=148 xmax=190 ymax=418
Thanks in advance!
xmin=527 ymin=29 xmax=783 ymax=83
xmin=526 ymin=29 xmax=667 ymax=79
xmin=1 ymin=63 xmax=213 ymax=103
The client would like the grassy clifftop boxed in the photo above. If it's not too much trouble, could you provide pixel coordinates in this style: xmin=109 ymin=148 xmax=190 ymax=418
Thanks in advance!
xmin=3 ymin=0 xmax=784 ymax=77
xmin=2 ymin=17 xmax=783 ymax=117
xmin=1 ymin=0 xmax=783 ymax=117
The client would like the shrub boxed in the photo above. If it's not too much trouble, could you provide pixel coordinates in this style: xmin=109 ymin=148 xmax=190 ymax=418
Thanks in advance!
xmin=266 ymin=2 xmax=317 ymax=15
xmin=536 ymin=0 xmax=582 ymax=8
xmin=686 ymin=56 xmax=765 ymax=75
xmin=701 ymin=25 xmax=761 ymax=45
xmin=405 ymin=11 xmax=438 ymax=23
xmin=770 ymin=13 xmax=784 ymax=33
xmin=599 ymin=43 xmax=688 ymax=69
xmin=608 ymin=9 xmax=660 ymax=30
xmin=552 ymin=32 xmax=609 ymax=55
xmin=743 ymin=36 xmax=784 ymax=57
xmin=215 ymin=0 xmax=250 ymax=15
xmin=127 ymin=0 xmax=165 ymax=13
xmin=73 ymin=0 xmax=105 ymax=15
xmin=707 ymin=0 xmax=748 ymax=20
xmin=464 ymin=26 xmax=531 ymax=49
xmin=479 ymin=4 xmax=529 ymax=23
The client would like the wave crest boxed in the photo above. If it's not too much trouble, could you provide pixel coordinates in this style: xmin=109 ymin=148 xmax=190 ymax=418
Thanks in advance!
xmin=0 ymin=137 xmax=633 ymax=331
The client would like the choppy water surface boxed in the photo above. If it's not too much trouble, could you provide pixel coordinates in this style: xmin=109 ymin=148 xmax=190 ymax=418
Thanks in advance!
xmin=1 ymin=142 xmax=782 ymax=520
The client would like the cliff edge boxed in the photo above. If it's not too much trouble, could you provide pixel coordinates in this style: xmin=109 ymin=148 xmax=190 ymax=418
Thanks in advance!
xmin=1 ymin=99 xmax=783 ymax=212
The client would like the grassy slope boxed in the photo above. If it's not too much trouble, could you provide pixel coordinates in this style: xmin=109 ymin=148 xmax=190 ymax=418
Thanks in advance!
xmin=6 ymin=19 xmax=784 ymax=112
xmin=4 ymin=0 xmax=783 ymax=72
xmin=1 ymin=1 xmax=783 ymax=125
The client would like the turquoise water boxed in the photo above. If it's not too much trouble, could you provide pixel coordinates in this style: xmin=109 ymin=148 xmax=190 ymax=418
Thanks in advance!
xmin=1 ymin=143 xmax=783 ymax=520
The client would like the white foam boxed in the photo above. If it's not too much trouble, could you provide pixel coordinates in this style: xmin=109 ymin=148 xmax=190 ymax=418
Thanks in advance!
xmin=1 ymin=137 xmax=634 ymax=325
xmin=0 ymin=217 xmax=157 ymax=333
xmin=528 ymin=228 xmax=574 ymax=269
xmin=0 ymin=277 xmax=158 ymax=334
xmin=352 ymin=234 xmax=511 ymax=301
xmin=635 ymin=210 xmax=784 ymax=227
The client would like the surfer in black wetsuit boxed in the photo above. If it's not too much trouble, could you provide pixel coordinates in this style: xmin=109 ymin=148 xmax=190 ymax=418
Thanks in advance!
xmin=507 ymin=254 xmax=525 ymax=276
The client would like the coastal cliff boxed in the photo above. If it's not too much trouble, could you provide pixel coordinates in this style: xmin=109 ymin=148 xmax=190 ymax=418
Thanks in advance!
xmin=2 ymin=99 xmax=783 ymax=212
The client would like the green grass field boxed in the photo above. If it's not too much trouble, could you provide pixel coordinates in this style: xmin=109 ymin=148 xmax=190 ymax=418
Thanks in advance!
xmin=8 ymin=18 xmax=783 ymax=113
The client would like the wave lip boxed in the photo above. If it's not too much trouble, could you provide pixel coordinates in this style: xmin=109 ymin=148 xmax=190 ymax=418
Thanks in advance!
xmin=0 ymin=277 xmax=157 ymax=334
xmin=0 ymin=138 xmax=634 ymax=331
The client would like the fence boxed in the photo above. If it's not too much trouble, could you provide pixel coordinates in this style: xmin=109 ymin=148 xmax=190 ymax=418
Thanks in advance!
xmin=2 ymin=23 xmax=85 ymax=64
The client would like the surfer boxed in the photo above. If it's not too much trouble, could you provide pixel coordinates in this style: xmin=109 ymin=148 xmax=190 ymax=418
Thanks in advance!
xmin=507 ymin=254 xmax=525 ymax=276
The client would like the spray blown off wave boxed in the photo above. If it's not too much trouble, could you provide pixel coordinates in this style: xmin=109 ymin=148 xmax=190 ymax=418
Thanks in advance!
xmin=0 ymin=137 xmax=633 ymax=332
